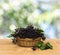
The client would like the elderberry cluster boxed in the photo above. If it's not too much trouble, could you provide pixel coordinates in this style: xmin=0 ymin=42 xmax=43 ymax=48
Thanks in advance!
xmin=11 ymin=25 xmax=46 ymax=40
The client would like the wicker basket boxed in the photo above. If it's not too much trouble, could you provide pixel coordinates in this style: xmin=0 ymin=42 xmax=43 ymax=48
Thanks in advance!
xmin=16 ymin=37 xmax=41 ymax=47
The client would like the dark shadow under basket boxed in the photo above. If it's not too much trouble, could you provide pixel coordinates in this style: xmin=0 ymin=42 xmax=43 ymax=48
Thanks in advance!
xmin=16 ymin=37 xmax=41 ymax=47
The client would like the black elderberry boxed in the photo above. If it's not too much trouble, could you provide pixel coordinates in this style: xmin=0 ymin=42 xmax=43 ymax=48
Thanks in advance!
xmin=27 ymin=25 xmax=34 ymax=29
xmin=41 ymin=36 xmax=46 ymax=40
xmin=32 ymin=46 xmax=36 ymax=51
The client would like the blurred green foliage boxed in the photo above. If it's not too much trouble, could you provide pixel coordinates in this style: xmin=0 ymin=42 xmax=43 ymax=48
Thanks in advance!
xmin=0 ymin=0 xmax=60 ymax=38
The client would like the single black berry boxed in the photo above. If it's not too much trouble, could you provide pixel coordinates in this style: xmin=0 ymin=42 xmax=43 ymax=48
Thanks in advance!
xmin=42 ymin=36 xmax=46 ymax=40
xmin=32 ymin=46 xmax=36 ymax=51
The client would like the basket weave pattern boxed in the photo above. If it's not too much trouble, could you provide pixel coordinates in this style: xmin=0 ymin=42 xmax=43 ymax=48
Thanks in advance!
xmin=16 ymin=37 xmax=41 ymax=47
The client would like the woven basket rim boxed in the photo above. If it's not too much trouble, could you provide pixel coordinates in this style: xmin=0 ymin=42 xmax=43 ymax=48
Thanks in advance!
xmin=16 ymin=37 xmax=41 ymax=41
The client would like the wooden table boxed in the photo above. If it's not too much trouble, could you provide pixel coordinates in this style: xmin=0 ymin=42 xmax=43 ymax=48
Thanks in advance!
xmin=0 ymin=39 xmax=60 ymax=55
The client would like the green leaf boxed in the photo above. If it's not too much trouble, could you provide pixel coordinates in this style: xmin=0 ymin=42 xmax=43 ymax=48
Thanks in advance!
xmin=45 ymin=42 xmax=53 ymax=49
xmin=35 ymin=41 xmax=43 ymax=47
xmin=36 ymin=29 xmax=44 ymax=33
xmin=7 ymin=34 xmax=12 ymax=38
xmin=39 ymin=44 xmax=45 ymax=50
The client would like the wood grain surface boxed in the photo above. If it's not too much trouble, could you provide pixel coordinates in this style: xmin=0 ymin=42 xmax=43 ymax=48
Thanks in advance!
xmin=0 ymin=39 xmax=60 ymax=55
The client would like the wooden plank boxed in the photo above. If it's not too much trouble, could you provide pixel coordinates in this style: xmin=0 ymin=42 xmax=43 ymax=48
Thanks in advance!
xmin=0 ymin=39 xmax=60 ymax=55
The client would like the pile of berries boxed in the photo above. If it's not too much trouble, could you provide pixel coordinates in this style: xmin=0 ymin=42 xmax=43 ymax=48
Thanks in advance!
xmin=11 ymin=25 xmax=46 ymax=40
